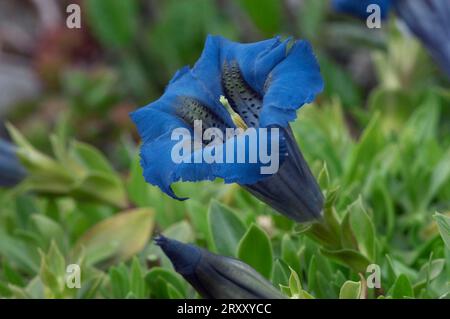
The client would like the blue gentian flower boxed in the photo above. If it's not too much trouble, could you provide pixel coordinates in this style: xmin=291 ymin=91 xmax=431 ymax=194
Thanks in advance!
xmin=332 ymin=0 xmax=392 ymax=20
xmin=0 ymin=139 xmax=26 ymax=187
xmin=155 ymin=235 xmax=286 ymax=299
xmin=131 ymin=35 xmax=324 ymax=222
xmin=393 ymin=0 xmax=450 ymax=78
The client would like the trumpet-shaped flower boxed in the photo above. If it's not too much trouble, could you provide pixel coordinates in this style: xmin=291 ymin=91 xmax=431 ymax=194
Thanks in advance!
xmin=155 ymin=235 xmax=286 ymax=299
xmin=131 ymin=35 xmax=324 ymax=222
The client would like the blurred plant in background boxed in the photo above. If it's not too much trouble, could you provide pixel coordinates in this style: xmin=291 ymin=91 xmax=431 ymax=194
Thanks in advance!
xmin=0 ymin=0 xmax=449 ymax=299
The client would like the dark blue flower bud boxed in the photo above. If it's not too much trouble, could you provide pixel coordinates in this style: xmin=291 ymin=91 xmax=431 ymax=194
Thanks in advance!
xmin=155 ymin=235 xmax=286 ymax=299
xmin=0 ymin=139 xmax=26 ymax=187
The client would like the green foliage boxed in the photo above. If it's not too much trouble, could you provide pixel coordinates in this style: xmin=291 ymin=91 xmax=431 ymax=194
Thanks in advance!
xmin=86 ymin=0 xmax=139 ymax=48
xmin=390 ymin=274 xmax=414 ymax=299
xmin=235 ymin=0 xmax=281 ymax=36
xmin=3 ymin=85 xmax=448 ymax=298
xmin=434 ymin=213 xmax=450 ymax=249
xmin=6 ymin=124 xmax=127 ymax=208
xmin=280 ymin=268 xmax=314 ymax=299
xmin=1 ymin=0 xmax=449 ymax=300
xmin=73 ymin=208 xmax=155 ymax=267
xmin=208 ymin=200 xmax=246 ymax=256
xmin=339 ymin=280 xmax=362 ymax=299
xmin=237 ymin=224 xmax=273 ymax=279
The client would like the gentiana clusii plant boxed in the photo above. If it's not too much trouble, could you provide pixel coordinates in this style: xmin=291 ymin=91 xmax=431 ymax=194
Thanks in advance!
xmin=131 ymin=35 xmax=324 ymax=222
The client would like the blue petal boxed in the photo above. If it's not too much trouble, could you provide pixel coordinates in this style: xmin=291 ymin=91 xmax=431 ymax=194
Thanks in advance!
xmin=169 ymin=65 xmax=190 ymax=85
xmin=213 ymin=35 xmax=291 ymax=94
xmin=174 ymin=127 xmax=288 ymax=185
xmin=138 ymin=126 xmax=287 ymax=199
xmin=259 ymin=40 xmax=324 ymax=127
xmin=131 ymin=67 xmax=230 ymax=199
xmin=194 ymin=35 xmax=322 ymax=128
xmin=138 ymin=132 xmax=188 ymax=200
xmin=332 ymin=0 xmax=392 ymax=20
xmin=130 ymin=66 xmax=238 ymax=199
xmin=394 ymin=0 xmax=450 ymax=78
xmin=131 ymin=66 xmax=234 ymax=142
xmin=131 ymin=106 xmax=190 ymax=144
xmin=191 ymin=35 xmax=291 ymax=105
xmin=190 ymin=35 xmax=223 ymax=103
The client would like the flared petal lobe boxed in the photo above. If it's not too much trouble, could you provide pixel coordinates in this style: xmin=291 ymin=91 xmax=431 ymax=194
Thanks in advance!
xmin=156 ymin=236 xmax=286 ymax=299
xmin=193 ymin=35 xmax=323 ymax=128
xmin=259 ymin=41 xmax=324 ymax=128
xmin=212 ymin=36 xmax=290 ymax=94
xmin=191 ymin=35 xmax=288 ymax=99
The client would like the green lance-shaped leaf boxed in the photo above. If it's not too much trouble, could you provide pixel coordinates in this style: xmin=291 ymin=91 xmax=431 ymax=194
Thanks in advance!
xmin=129 ymin=257 xmax=147 ymax=299
xmin=145 ymin=267 xmax=187 ymax=299
xmin=434 ymin=213 xmax=450 ymax=249
xmin=279 ymin=267 xmax=314 ymax=299
xmin=320 ymin=248 xmax=371 ymax=274
xmin=208 ymin=200 xmax=246 ymax=256
xmin=155 ymin=236 xmax=286 ymax=299
xmin=38 ymin=241 xmax=67 ymax=298
xmin=345 ymin=197 xmax=376 ymax=262
xmin=31 ymin=214 xmax=67 ymax=252
xmin=6 ymin=123 xmax=73 ymax=189
xmin=281 ymin=234 xmax=301 ymax=274
xmin=390 ymin=274 xmax=414 ymax=299
xmin=237 ymin=224 xmax=273 ymax=279
xmin=73 ymin=208 xmax=155 ymax=267
xmin=272 ymin=259 xmax=290 ymax=289
xmin=339 ymin=280 xmax=362 ymax=299
xmin=6 ymin=124 xmax=127 ymax=208
xmin=344 ymin=113 xmax=383 ymax=186
xmin=414 ymin=258 xmax=445 ymax=293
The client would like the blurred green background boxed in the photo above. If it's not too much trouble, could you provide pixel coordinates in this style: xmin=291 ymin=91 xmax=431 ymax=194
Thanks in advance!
xmin=0 ymin=0 xmax=449 ymax=299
